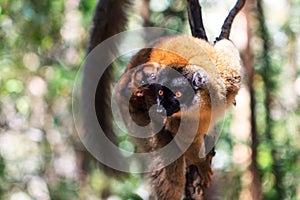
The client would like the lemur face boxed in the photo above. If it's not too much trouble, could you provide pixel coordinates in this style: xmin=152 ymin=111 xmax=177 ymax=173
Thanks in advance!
xmin=155 ymin=84 xmax=182 ymax=116
xmin=157 ymin=66 xmax=209 ymax=116
xmin=137 ymin=65 xmax=209 ymax=116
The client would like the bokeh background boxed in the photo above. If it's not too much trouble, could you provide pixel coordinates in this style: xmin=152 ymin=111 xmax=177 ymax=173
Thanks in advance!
xmin=0 ymin=0 xmax=299 ymax=199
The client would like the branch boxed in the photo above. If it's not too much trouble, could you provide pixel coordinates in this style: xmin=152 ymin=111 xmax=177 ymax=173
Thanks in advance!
xmin=215 ymin=0 xmax=246 ymax=42
xmin=187 ymin=0 xmax=208 ymax=41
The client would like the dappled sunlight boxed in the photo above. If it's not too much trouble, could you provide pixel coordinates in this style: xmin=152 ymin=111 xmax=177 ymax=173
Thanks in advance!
xmin=23 ymin=52 xmax=40 ymax=71
xmin=0 ymin=131 xmax=42 ymax=179
xmin=28 ymin=76 xmax=47 ymax=97
xmin=0 ymin=0 xmax=299 ymax=199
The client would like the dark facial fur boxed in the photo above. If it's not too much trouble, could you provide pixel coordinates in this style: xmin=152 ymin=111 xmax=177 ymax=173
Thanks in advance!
xmin=132 ymin=66 xmax=207 ymax=117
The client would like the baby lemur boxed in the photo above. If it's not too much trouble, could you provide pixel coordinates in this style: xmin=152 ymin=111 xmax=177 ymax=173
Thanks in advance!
xmin=88 ymin=0 xmax=242 ymax=199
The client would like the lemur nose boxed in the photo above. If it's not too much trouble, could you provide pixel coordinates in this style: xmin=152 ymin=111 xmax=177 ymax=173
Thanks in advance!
xmin=156 ymin=104 xmax=164 ymax=113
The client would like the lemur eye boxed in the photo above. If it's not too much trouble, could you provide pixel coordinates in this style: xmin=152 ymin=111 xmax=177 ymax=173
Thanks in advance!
xmin=175 ymin=91 xmax=182 ymax=98
xmin=158 ymin=90 xmax=164 ymax=96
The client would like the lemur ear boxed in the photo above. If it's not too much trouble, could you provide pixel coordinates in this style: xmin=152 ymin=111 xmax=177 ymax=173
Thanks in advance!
xmin=192 ymin=68 xmax=208 ymax=90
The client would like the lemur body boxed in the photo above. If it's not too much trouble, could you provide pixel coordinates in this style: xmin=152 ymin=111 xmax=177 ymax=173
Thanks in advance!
xmin=89 ymin=0 xmax=242 ymax=199
xmin=116 ymin=35 xmax=241 ymax=199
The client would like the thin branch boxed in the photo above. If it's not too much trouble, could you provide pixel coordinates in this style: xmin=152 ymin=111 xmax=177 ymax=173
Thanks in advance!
xmin=215 ymin=0 xmax=246 ymax=42
xmin=187 ymin=0 xmax=208 ymax=41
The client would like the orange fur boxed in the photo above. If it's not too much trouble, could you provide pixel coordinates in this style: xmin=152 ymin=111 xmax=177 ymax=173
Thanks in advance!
xmin=118 ymin=35 xmax=241 ymax=199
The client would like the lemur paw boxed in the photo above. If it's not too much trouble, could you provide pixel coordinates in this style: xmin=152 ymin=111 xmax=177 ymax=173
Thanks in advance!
xmin=196 ymin=159 xmax=213 ymax=188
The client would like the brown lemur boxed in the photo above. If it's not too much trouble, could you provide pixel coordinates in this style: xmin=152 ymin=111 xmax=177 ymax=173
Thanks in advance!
xmin=89 ymin=0 xmax=243 ymax=199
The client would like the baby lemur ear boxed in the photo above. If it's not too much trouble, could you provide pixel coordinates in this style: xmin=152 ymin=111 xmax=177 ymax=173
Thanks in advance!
xmin=192 ymin=70 xmax=208 ymax=90
xmin=186 ymin=65 xmax=208 ymax=90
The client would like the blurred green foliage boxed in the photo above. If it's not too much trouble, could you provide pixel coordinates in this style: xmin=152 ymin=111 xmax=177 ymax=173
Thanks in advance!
xmin=49 ymin=180 xmax=79 ymax=200
xmin=0 ymin=0 xmax=299 ymax=199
